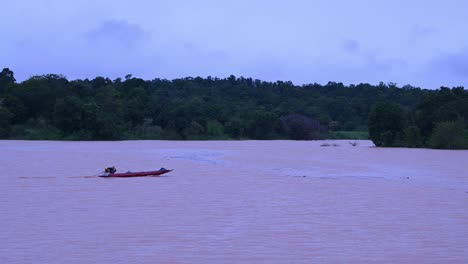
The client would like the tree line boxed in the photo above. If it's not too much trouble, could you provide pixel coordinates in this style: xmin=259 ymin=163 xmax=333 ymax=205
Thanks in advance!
xmin=369 ymin=87 xmax=468 ymax=149
xmin=0 ymin=68 xmax=467 ymax=148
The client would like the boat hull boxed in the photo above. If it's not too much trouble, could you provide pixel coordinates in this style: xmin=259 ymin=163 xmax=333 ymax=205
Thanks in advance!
xmin=99 ymin=169 xmax=172 ymax=178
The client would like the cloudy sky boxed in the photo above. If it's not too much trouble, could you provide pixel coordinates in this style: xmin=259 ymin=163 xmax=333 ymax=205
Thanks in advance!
xmin=1 ymin=0 xmax=467 ymax=88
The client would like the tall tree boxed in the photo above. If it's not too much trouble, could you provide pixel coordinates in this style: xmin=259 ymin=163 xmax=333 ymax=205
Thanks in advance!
xmin=368 ymin=102 xmax=406 ymax=147
xmin=0 ymin=68 xmax=16 ymax=94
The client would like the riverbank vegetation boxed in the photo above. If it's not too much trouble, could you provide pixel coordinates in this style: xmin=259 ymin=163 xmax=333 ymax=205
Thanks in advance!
xmin=368 ymin=88 xmax=468 ymax=149
xmin=0 ymin=68 xmax=466 ymax=148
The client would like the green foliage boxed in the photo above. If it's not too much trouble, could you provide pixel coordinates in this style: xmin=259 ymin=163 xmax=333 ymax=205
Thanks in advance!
xmin=0 ymin=68 xmax=16 ymax=94
xmin=367 ymin=86 xmax=468 ymax=149
xmin=9 ymin=117 xmax=61 ymax=140
xmin=225 ymin=118 xmax=246 ymax=139
xmin=415 ymin=87 xmax=468 ymax=140
xmin=281 ymin=114 xmax=328 ymax=140
xmin=128 ymin=118 xmax=163 ymax=139
xmin=248 ymin=111 xmax=279 ymax=139
xmin=369 ymin=102 xmax=406 ymax=147
xmin=54 ymin=96 xmax=84 ymax=134
xmin=2 ymin=95 xmax=28 ymax=123
xmin=0 ymin=106 xmax=13 ymax=138
xmin=404 ymin=125 xmax=422 ymax=148
xmin=205 ymin=120 xmax=225 ymax=138
xmin=333 ymin=131 xmax=369 ymax=140
xmin=429 ymin=119 xmax=467 ymax=149
xmin=1 ymin=67 xmax=468 ymax=148
xmin=184 ymin=121 xmax=205 ymax=139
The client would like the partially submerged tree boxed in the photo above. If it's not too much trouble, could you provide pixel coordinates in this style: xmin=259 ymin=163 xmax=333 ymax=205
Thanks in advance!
xmin=429 ymin=119 xmax=467 ymax=149
xmin=281 ymin=114 xmax=328 ymax=140
xmin=368 ymin=102 xmax=406 ymax=147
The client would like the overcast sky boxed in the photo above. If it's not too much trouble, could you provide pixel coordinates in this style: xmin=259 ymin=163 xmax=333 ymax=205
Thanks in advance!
xmin=1 ymin=0 xmax=467 ymax=88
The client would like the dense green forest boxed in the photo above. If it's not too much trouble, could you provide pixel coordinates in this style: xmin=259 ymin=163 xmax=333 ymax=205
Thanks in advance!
xmin=0 ymin=68 xmax=467 ymax=148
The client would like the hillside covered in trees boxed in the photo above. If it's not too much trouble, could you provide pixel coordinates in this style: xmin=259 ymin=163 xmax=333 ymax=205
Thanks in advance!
xmin=0 ymin=68 xmax=467 ymax=148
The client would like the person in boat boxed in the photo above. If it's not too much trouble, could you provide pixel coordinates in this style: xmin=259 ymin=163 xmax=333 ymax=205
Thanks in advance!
xmin=104 ymin=166 xmax=117 ymax=175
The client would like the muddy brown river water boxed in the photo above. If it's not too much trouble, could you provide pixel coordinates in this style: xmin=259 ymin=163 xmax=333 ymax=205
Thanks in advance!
xmin=1 ymin=140 xmax=467 ymax=263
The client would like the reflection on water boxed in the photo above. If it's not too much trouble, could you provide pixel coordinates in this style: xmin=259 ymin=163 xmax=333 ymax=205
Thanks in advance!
xmin=1 ymin=140 xmax=468 ymax=263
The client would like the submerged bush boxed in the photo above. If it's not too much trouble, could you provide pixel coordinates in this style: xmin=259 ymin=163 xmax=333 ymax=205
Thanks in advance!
xmin=429 ymin=119 xmax=467 ymax=149
xmin=281 ymin=114 xmax=328 ymax=140
xmin=404 ymin=125 xmax=423 ymax=148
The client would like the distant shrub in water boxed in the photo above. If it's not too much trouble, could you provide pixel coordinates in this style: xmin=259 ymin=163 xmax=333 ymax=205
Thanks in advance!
xmin=429 ymin=119 xmax=467 ymax=149
xmin=281 ymin=114 xmax=328 ymax=140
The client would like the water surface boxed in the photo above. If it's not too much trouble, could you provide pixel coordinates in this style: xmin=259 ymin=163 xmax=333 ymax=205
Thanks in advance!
xmin=1 ymin=140 xmax=467 ymax=263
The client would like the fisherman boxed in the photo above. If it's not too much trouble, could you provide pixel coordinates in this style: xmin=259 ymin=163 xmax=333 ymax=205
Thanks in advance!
xmin=104 ymin=166 xmax=117 ymax=175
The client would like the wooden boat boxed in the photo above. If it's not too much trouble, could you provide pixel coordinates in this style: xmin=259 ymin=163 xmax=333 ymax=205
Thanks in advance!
xmin=99 ymin=168 xmax=172 ymax=178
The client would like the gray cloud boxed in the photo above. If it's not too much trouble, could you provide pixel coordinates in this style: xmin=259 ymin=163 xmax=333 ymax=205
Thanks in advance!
xmin=85 ymin=20 xmax=148 ymax=49
xmin=432 ymin=49 xmax=468 ymax=80
xmin=340 ymin=39 xmax=407 ymax=76
xmin=342 ymin=39 xmax=360 ymax=54
xmin=444 ymin=53 xmax=468 ymax=79
xmin=1 ymin=0 xmax=468 ymax=88
xmin=365 ymin=54 xmax=407 ymax=73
